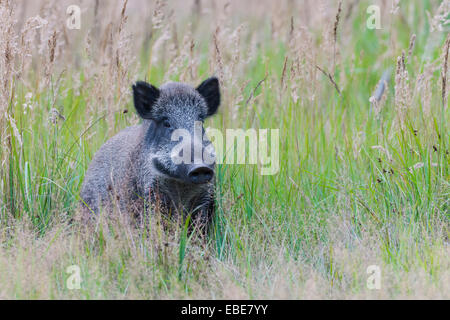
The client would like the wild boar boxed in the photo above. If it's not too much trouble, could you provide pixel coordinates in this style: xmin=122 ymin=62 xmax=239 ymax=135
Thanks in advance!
xmin=80 ymin=77 xmax=220 ymax=230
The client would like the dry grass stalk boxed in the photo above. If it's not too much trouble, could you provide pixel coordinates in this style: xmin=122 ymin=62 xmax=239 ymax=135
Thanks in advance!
xmin=427 ymin=0 xmax=450 ymax=32
xmin=416 ymin=65 xmax=433 ymax=117
xmin=0 ymin=0 xmax=16 ymax=114
xmin=441 ymin=33 xmax=450 ymax=109
xmin=407 ymin=33 xmax=416 ymax=62
xmin=0 ymin=0 xmax=17 ymax=196
xmin=280 ymin=55 xmax=288 ymax=94
xmin=288 ymin=26 xmax=317 ymax=104
xmin=212 ymin=26 xmax=224 ymax=85
xmin=44 ymin=30 xmax=57 ymax=86
xmin=315 ymin=65 xmax=341 ymax=96
xmin=394 ymin=51 xmax=411 ymax=129
xmin=332 ymin=0 xmax=342 ymax=75
xmin=152 ymin=0 xmax=167 ymax=31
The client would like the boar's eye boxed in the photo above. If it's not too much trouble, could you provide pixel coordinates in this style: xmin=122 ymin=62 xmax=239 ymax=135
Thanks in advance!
xmin=163 ymin=120 xmax=171 ymax=128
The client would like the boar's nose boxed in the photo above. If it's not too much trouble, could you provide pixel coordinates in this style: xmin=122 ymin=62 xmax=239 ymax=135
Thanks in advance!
xmin=188 ymin=165 xmax=214 ymax=184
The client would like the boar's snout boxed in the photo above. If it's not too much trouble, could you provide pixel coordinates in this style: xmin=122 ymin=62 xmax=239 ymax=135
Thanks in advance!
xmin=187 ymin=164 xmax=214 ymax=184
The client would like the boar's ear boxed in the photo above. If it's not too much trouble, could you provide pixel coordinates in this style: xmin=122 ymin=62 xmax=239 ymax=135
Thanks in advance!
xmin=196 ymin=77 xmax=220 ymax=117
xmin=132 ymin=81 xmax=160 ymax=119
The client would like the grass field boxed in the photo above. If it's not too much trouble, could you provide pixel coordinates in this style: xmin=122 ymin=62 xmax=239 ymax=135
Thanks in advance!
xmin=0 ymin=0 xmax=449 ymax=299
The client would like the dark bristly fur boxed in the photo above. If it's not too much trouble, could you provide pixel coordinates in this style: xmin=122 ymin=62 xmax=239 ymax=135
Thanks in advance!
xmin=80 ymin=78 xmax=220 ymax=231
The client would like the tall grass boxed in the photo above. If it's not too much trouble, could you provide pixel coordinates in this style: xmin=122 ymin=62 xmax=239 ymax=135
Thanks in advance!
xmin=0 ymin=0 xmax=448 ymax=299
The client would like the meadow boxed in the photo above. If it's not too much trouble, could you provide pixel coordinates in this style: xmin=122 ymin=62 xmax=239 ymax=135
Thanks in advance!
xmin=0 ymin=0 xmax=448 ymax=299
